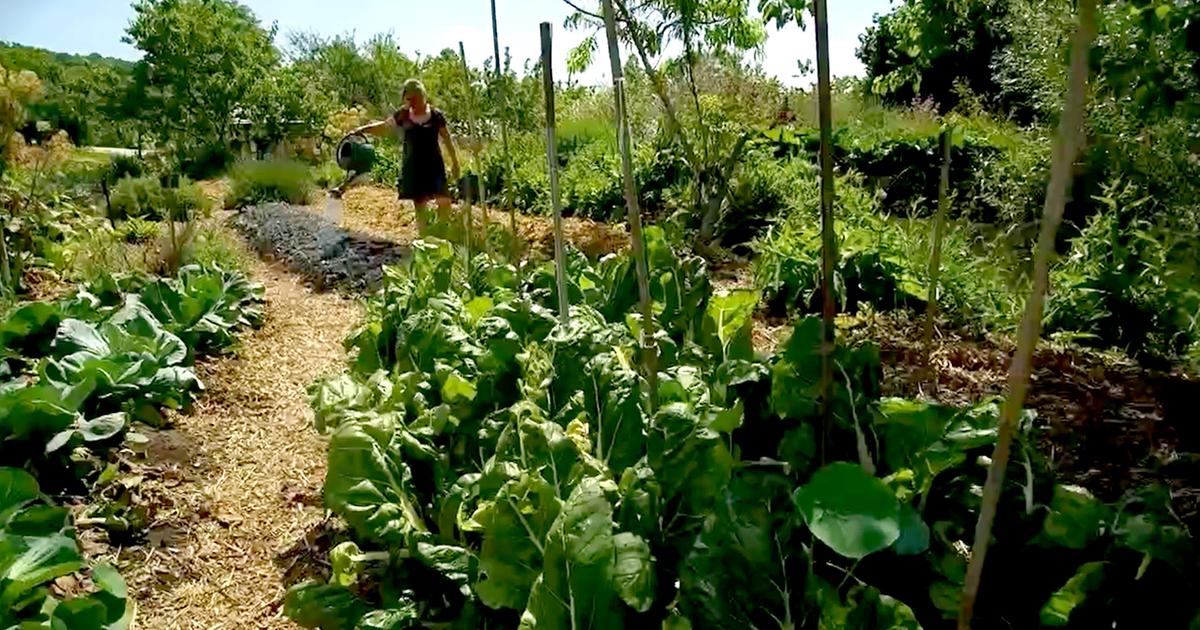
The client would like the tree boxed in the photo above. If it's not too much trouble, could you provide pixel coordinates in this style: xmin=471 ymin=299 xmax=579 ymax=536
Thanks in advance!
xmin=242 ymin=65 xmax=332 ymax=154
xmin=125 ymin=0 xmax=278 ymax=148
xmin=564 ymin=0 xmax=776 ymax=247
xmin=856 ymin=0 xmax=1013 ymax=112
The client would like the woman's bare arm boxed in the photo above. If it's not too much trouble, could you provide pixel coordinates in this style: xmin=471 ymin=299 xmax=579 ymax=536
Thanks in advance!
xmin=351 ymin=119 xmax=393 ymax=137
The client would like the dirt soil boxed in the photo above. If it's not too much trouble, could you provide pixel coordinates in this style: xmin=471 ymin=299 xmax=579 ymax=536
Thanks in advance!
xmin=840 ymin=310 xmax=1200 ymax=529
xmin=332 ymin=184 xmax=630 ymax=261
xmin=91 ymin=227 xmax=361 ymax=629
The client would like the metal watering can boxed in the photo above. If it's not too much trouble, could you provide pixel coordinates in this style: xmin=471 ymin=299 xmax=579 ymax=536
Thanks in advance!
xmin=335 ymin=132 xmax=375 ymax=174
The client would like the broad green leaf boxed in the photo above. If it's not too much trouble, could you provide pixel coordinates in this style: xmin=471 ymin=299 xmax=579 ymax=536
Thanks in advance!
xmin=79 ymin=413 xmax=128 ymax=442
xmin=519 ymin=477 xmax=620 ymax=629
xmin=894 ymin=504 xmax=930 ymax=556
xmin=1041 ymin=485 xmax=1108 ymax=549
xmin=611 ymin=532 xmax=655 ymax=613
xmin=0 ymin=468 xmax=39 ymax=520
xmin=701 ymin=289 xmax=759 ymax=362
xmin=89 ymin=562 xmax=131 ymax=627
xmin=414 ymin=542 xmax=476 ymax=597
xmin=49 ymin=596 xmax=109 ymax=630
xmin=464 ymin=296 xmax=495 ymax=324
xmin=0 ymin=302 xmax=62 ymax=359
xmin=284 ymin=582 xmax=368 ymax=630
xmin=473 ymin=473 xmax=559 ymax=611
xmin=1039 ymin=561 xmax=1106 ymax=626
xmin=679 ymin=470 xmax=801 ymax=629
xmin=0 ymin=385 xmax=78 ymax=443
xmin=324 ymin=417 xmax=428 ymax=547
xmin=818 ymin=579 xmax=923 ymax=629
xmin=0 ymin=532 xmax=85 ymax=610
xmin=793 ymin=462 xmax=901 ymax=559
xmin=440 ymin=371 xmax=477 ymax=404
xmin=6 ymin=505 xmax=70 ymax=537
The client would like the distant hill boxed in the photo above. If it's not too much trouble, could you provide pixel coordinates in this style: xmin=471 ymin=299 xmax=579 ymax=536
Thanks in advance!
xmin=0 ymin=41 xmax=135 ymax=77
xmin=1 ymin=42 xmax=135 ymax=146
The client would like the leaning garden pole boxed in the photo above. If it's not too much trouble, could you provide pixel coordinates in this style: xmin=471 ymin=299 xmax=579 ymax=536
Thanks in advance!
xmin=490 ymin=0 xmax=519 ymax=265
xmin=601 ymin=0 xmax=658 ymax=407
xmin=457 ymin=42 xmax=475 ymax=264
xmin=458 ymin=41 xmax=489 ymax=256
xmin=958 ymin=0 xmax=1096 ymax=627
xmin=813 ymin=0 xmax=838 ymax=421
xmin=923 ymin=126 xmax=953 ymax=386
xmin=539 ymin=22 xmax=570 ymax=325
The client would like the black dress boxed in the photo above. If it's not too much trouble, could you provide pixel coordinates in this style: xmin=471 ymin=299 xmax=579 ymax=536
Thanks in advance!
xmin=393 ymin=107 xmax=448 ymax=200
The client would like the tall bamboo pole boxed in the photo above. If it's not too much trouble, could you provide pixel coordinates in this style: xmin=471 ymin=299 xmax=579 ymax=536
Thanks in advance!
xmin=813 ymin=0 xmax=837 ymax=425
xmin=539 ymin=23 xmax=570 ymax=325
xmin=957 ymin=1 xmax=1096 ymax=627
xmin=457 ymin=42 xmax=474 ymax=267
xmin=490 ymin=0 xmax=519 ymax=264
xmin=601 ymin=0 xmax=659 ymax=409
xmin=457 ymin=41 xmax=489 ymax=257
xmin=923 ymin=127 xmax=953 ymax=387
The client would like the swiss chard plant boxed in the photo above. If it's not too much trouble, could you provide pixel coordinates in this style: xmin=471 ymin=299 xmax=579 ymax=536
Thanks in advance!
xmin=292 ymin=236 xmax=1198 ymax=629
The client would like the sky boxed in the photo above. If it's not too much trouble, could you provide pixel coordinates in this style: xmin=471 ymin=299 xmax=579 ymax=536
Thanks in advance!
xmin=0 ymin=0 xmax=890 ymax=87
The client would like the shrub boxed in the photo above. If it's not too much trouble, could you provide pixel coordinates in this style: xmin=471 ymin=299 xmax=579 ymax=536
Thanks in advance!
xmin=228 ymin=158 xmax=315 ymax=207
xmin=118 ymin=217 xmax=159 ymax=244
xmin=178 ymin=143 xmax=237 ymax=180
xmin=110 ymin=176 xmax=164 ymax=220
xmin=313 ymin=160 xmax=345 ymax=189
xmin=1045 ymin=181 xmax=1200 ymax=362
xmin=718 ymin=152 xmax=811 ymax=250
xmin=107 ymin=154 xmax=144 ymax=182
xmin=110 ymin=176 xmax=209 ymax=221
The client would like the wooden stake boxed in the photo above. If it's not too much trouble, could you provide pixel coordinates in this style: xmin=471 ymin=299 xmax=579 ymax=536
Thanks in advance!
xmin=491 ymin=0 xmax=519 ymax=265
xmin=457 ymin=41 xmax=489 ymax=257
xmin=923 ymin=127 xmax=953 ymax=389
xmin=602 ymin=0 xmax=659 ymax=409
xmin=457 ymin=42 xmax=474 ymax=267
xmin=539 ymin=22 xmax=570 ymax=325
xmin=957 ymin=1 xmax=1096 ymax=627
xmin=813 ymin=0 xmax=838 ymax=426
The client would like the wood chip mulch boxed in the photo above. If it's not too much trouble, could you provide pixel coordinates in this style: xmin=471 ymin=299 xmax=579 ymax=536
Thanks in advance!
xmin=92 ymin=244 xmax=362 ymax=629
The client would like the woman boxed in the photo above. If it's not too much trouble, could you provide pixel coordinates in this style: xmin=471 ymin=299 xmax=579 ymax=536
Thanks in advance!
xmin=352 ymin=79 xmax=460 ymax=222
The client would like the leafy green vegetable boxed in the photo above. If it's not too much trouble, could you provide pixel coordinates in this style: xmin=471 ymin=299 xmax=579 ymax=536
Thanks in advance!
xmin=1039 ymin=561 xmax=1106 ymax=626
xmin=794 ymin=462 xmax=902 ymax=559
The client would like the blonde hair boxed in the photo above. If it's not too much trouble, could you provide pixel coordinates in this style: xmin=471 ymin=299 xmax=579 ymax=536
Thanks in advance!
xmin=402 ymin=79 xmax=427 ymax=98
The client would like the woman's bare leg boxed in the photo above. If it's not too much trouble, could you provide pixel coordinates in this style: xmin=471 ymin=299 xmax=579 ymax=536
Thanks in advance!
xmin=413 ymin=196 xmax=433 ymax=232
xmin=434 ymin=194 xmax=453 ymax=226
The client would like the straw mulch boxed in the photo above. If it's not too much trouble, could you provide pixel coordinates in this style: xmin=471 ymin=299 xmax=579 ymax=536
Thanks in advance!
xmin=98 ymin=245 xmax=361 ymax=629
xmin=333 ymin=184 xmax=629 ymax=261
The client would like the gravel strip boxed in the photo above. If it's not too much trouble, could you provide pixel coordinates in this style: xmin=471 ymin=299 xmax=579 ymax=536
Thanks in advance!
xmin=232 ymin=202 xmax=410 ymax=292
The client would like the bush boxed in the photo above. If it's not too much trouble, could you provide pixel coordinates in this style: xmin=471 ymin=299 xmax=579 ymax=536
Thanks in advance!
xmin=110 ymin=176 xmax=209 ymax=221
xmin=228 ymin=159 xmax=315 ymax=207
xmin=118 ymin=217 xmax=159 ymax=244
xmin=718 ymin=152 xmax=811 ymax=250
xmin=1045 ymin=181 xmax=1200 ymax=362
xmin=178 ymin=143 xmax=237 ymax=180
xmin=313 ymin=160 xmax=345 ymax=189
xmin=110 ymin=176 xmax=164 ymax=220
xmin=107 ymin=154 xmax=144 ymax=182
